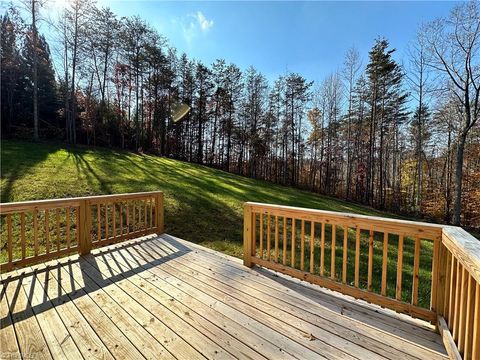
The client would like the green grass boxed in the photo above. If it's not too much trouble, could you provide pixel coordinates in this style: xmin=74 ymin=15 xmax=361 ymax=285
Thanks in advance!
xmin=1 ymin=140 xmax=434 ymax=307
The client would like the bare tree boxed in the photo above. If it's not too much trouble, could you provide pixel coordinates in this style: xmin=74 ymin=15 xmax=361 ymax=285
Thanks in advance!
xmin=342 ymin=47 xmax=362 ymax=198
xmin=406 ymin=33 xmax=433 ymax=214
xmin=20 ymin=0 xmax=46 ymax=140
xmin=422 ymin=1 xmax=480 ymax=225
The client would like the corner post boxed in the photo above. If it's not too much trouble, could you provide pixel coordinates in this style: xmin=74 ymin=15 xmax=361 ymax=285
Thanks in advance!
xmin=156 ymin=192 xmax=165 ymax=235
xmin=79 ymin=199 xmax=92 ymax=255
xmin=243 ymin=203 xmax=253 ymax=267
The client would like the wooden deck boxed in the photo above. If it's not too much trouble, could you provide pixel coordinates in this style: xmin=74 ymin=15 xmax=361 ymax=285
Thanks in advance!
xmin=1 ymin=234 xmax=448 ymax=360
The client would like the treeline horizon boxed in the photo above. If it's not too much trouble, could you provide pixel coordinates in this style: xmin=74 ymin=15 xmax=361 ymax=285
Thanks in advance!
xmin=1 ymin=1 xmax=479 ymax=230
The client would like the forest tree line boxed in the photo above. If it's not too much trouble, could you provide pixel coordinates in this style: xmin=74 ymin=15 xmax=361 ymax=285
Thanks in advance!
xmin=1 ymin=0 xmax=479 ymax=229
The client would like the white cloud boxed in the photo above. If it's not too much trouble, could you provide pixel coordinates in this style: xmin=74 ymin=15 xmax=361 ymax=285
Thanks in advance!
xmin=195 ymin=11 xmax=214 ymax=31
xmin=180 ymin=11 xmax=214 ymax=46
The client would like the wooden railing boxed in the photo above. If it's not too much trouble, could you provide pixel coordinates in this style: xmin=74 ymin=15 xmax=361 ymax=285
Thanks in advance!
xmin=0 ymin=191 xmax=164 ymax=272
xmin=243 ymin=202 xmax=480 ymax=359
xmin=437 ymin=226 xmax=480 ymax=360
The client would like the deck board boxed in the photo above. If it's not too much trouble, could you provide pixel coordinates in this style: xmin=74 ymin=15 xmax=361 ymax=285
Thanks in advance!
xmin=0 ymin=234 xmax=449 ymax=360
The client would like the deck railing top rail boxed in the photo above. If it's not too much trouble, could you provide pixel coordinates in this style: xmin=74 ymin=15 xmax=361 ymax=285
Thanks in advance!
xmin=247 ymin=202 xmax=444 ymax=240
xmin=0 ymin=191 xmax=164 ymax=214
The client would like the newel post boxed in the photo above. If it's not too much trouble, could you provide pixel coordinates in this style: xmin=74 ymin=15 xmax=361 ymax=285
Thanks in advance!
xmin=243 ymin=203 xmax=253 ymax=267
xmin=156 ymin=192 xmax=165 ymax=235
xmin=78 ymin=199 xmax=92 ymax=255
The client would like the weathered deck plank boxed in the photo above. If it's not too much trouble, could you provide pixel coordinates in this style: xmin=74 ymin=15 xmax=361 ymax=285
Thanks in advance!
xmin=0 ymin=234 xmax=448 ymax=360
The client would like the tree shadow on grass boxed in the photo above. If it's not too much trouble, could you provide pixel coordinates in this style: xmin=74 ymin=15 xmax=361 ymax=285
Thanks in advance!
xmin=0 ymin=141 xmax=53 ymax=202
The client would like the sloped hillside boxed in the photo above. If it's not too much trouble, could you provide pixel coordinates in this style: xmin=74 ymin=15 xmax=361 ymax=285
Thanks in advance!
xmin=1 ymin=140 xmax=395 ymax=256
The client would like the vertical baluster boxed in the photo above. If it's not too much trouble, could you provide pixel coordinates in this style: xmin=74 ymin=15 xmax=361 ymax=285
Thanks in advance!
xmin=21 ymin=213 xmax=26 ymax=259
xmin=331 ymin=224 xmax=336 ymax=280
xmin=66 ymin=207 xmax=71 ymax=249
xmin=250 ymin=211 xmax=256 ymax=258
xmin=55 ymin=209 xmax=60 ymax=251
xmin=126 ymin=203 xmax=130 ymax=234
xmin=133 ymin=203 xmax=137 ymax=232
xmin=300 ymin=220 xmax=305 ymax=271
xmin=367 ymin=229 xmax=373 ymax=292
xmin=310 ymin=222 xmax=315 ymax=274
xmin=144 ymin=200 xmax=147 ymax=229
xmin=96 ymin=204 xmax=101 ymax=241
xmin=274 ymin=216 xmax=279 ymax=262
xmin=34 ymin=209 xmax=39 ymax=256
xmin=7 ymin=214 xmax=12 ymax=263
xmin=472 ymin=282 xmax=479 ymax=360
xmin=105 ymin=203 xmax=109 ymax=239
xmin=291 ymin=219 xmax=296 ymax=268
xmin=443 ymin=252 xmax=452 ymax=320
xmin=396 ymin=234 xmax=404 ymax=300
xmin=45 ymin=209 xmax=50 ymax=254
xmin=120 ymin=203 xmax=124 ymax=236
xmin=259 ymin=213 xmax=263 ymax=258
xmin=464 ymin=274 xmax=475 ymax=359
xmin=431 ymin=238 xmax=440 ymax=313
xmin=381 ymin=232 xmax=389 ymax=296
xmin=267 ymin=214 xmax=271 ymax=261
xmin=355 ymin=227 xmax=360 ymax=287
xmin=251 ymin=213 xmax=256 ymax=257
xmin=113 ymin=203 xmax=117 ymax=239
xmin=320 ymin=222 xmax=325 ymax=276
xmin=342 ymin=225 xmax=348 ymax=284
xmin=458 ymin=267 xmax=468 ymax=353
xmin=448 ymin=257 xmax=457 ymax=330
xmin=76 ymin=206 xmax=80 ymax=246
xmin=149 ymin=198 xmax=153 ymax=229
xmin=453 ymin=261 xmax=462 ymax=340
xmin=282 ymin=217 xmax=287 ymax=265
xmin=138 ymin=201 xmax=141 ymax=229
xmin=412 ymin=235 xmax=420 ymax=305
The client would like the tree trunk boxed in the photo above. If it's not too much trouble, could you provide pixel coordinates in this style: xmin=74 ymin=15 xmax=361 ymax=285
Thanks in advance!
xmin=452 ymin=132 xmax=467 ymax=225
xmin=32 ymin=0 xmax=39 ymax=141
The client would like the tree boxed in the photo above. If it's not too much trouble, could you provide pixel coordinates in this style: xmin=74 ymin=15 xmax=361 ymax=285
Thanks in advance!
xmin=342 ymin=47 xmax=362 ymax=198
xmin=406 ymin=34 xmax=433 ymax=214
xmin=422 ymin=1 xmax=480 ymax=225
xmin=366 ymin=39 xmax=409 ymax=208
xmin=1 ymin=14 xmax=23 ymax=135
xmin=194 ymin=62 xmax=213 ymax=164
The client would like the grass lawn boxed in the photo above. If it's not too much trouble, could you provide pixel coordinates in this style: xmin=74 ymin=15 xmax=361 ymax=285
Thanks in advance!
xmin=1 ymin=140 xmax=437 ymax=307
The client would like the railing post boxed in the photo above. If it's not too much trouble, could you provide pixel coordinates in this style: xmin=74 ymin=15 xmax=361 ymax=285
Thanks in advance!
xmin=434 ymin=240 xmax=448 ymax=318
xmin=243 ymin=203 xmax=253 ymax=267
xmin=156 ymin=192 xmax=165 ymax=235
xmin=78 ymin=199 xmax=92 ymax=255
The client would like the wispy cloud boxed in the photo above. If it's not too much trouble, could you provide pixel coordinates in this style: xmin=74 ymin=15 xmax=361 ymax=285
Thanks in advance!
xmin=179 ymin=11 xmax=214 ymax=46
xmin=195 ymin=11 xmax=214 ymax=31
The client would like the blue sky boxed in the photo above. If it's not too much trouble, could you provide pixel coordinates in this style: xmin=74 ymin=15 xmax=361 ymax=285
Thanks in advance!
xmin=45 ymin=1 xmax=457 ymax=83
